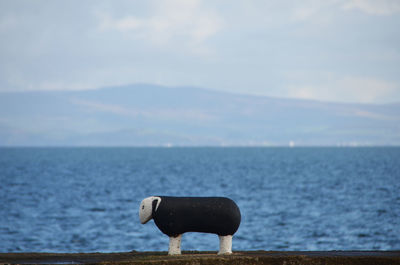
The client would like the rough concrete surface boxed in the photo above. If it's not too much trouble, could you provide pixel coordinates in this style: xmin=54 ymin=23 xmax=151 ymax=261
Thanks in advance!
xmin=1 ymin=251 xmax=400 ymax=265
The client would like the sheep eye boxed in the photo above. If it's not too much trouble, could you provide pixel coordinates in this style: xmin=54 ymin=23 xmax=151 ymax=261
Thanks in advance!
xmin=142 ymin=205 xmax=145 ymax=210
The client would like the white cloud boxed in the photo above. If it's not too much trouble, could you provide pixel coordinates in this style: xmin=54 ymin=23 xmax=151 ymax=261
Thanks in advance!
xmin=1 ymin=0 xmax=400 ymax=104
xmin=98 ymin=0 xmax=224 ymax=47
xmin=287 ymin=75 xmax=398 ymax=103
xmin=289 ymin=0 xmax=400 ymax=24
xmin=292 ymin=6 xmax=320 ymax=21
xmin=342 ymin=0 xmax=400 ymax=15
xmin=290 ymin=0 xmax=337 ymax=21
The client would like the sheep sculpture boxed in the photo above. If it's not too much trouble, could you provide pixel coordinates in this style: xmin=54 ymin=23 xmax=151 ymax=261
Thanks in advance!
xmin=139 ymin=196 xmax=241 ymax=255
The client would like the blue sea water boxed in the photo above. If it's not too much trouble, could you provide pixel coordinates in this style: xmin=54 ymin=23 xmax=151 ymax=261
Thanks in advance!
xmin=0 ymin=147 xmax=399 ymax=253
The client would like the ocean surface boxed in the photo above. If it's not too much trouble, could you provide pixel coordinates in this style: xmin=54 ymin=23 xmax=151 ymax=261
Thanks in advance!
xmin=1 ymin=147 xmax=399 ymax=253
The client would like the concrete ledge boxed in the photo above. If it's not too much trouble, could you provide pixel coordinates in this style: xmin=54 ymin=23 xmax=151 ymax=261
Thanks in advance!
xmin=1 ymin=251 xmax=400 ymax=264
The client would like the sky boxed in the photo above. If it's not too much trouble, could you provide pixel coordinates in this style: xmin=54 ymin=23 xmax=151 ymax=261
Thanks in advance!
xmin=1 ymin=0 xmax=400 ymax=104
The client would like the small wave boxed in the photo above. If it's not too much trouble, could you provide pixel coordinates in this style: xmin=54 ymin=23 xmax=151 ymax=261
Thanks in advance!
xmin=88 ymin=207 xmax=106 ymax=212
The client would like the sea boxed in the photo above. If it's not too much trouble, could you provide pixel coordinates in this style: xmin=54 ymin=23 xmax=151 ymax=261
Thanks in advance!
xmin=1 ymin=147 xmax=399 ymax=253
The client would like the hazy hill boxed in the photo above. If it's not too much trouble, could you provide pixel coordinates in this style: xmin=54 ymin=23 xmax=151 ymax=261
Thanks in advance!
xmin=0 ymin=84 xmax=399 ymax=146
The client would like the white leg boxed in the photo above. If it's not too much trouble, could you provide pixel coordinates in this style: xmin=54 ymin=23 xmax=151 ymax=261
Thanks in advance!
xmin=218 ymin=235 xmax=233 ymax=255
xmin=168 ymin=234 xmax=182 ymax=255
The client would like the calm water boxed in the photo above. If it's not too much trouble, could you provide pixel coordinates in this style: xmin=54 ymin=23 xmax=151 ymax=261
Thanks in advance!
xmin=1 ymin=147 xmax=399 ymax=253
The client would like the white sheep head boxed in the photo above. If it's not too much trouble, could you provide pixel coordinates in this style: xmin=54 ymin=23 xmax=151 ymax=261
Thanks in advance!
xmin=139 ymin=196 xmax=161 ymax=224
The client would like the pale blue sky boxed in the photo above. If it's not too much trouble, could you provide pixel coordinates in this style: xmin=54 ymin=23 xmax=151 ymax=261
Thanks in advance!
xmin=1 ymin=0 xmax=400 ymax=103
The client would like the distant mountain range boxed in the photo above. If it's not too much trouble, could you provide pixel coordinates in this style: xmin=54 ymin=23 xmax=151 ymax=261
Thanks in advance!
xmin=0 ymin=84 xmax=399 ymax=146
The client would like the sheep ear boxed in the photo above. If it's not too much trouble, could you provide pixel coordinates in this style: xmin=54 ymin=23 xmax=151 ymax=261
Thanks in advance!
xmin=152 ymin=197 xmax=161 ymax=212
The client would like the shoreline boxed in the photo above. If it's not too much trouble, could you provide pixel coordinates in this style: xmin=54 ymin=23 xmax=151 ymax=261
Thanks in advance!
xmin=1 ymin=251 xmax=400 ymax=264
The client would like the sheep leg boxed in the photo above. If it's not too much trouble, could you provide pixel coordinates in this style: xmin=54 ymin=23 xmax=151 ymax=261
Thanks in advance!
xmin=218 ymin=235 xmax=232 ymax=255
xmin=168 ymin=234 xmax=182 ymax=255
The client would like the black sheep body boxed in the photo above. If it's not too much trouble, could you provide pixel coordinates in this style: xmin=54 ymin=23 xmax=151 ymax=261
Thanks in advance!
xmin=152 ymin=196 xmax=241 ymax=237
